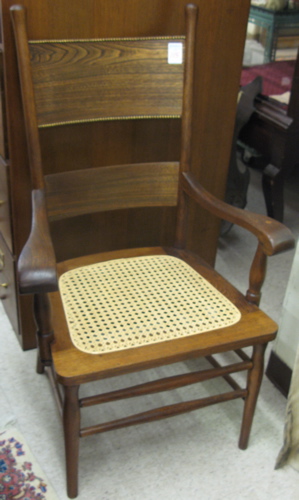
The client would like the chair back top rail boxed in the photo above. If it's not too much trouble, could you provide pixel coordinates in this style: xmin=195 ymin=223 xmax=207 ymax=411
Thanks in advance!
xmin=29 ymin=37 xmax=186 ymax=128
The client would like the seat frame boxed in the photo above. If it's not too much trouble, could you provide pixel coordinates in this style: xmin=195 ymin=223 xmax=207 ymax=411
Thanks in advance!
xmin=10 ymin=3 xmax=294 ymax=498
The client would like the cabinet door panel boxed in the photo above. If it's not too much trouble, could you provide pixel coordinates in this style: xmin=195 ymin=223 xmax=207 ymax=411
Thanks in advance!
xmin=0 ymin=158 xmax=12 ymax=251
xmin=0 ymin=232 xmax=18 ymax=334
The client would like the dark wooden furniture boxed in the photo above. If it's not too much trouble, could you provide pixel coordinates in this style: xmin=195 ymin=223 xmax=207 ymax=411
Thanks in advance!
xmin=223 ymin=75 xmax=263 ymax=235
xmin=11 ymin=3 xmax=294 ymax=497
xmin=0 ymin=0 xmax=252 ymax=350
xmin=248 ymin=4 xmax=299 ymax=63
xmin=240 ymin=50 xmax=299 ymax=221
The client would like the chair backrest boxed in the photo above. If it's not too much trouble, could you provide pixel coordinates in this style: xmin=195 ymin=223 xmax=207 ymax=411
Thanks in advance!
xmin=29 ymin=38 xmax=185 ymax=127
xmin=10 ymin=4 xmax=197 ymax=245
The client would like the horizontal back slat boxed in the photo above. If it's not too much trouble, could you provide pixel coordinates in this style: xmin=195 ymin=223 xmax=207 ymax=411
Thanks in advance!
xmin=29 ymin=38 xmax=185 ymax=127
xmin=44 ymin=162 xmax=179 ymax=220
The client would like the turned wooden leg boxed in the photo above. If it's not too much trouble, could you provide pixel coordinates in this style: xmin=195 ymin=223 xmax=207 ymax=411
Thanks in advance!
xmin=262 ymin=164 xmax=284 ymax=222
xmin=33 ymin=293 xmax=54 ymax=374
xmin=63 ymin=385 xmax=80 ymax=498
xmin=239 ymin=343 xmax=267 ymax=450
xmin=246 ymin=243 xmax=267 ymax=307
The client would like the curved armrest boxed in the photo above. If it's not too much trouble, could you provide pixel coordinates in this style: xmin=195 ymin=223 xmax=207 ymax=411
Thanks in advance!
xmin=182 ymin=172 xmax=295 ymax=256
xmin=18 ymin=189 xmax=58 ymax=294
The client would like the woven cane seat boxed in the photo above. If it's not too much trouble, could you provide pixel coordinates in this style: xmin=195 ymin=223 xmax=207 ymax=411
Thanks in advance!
xmin=59 ymin=255 xmax=241 ymax=354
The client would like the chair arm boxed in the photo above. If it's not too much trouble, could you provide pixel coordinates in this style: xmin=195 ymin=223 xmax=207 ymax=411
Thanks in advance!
xmin=18 ymin=189 xmax=58 ymax=294
xmin=182 ymin=172 xmax=295 ymax=256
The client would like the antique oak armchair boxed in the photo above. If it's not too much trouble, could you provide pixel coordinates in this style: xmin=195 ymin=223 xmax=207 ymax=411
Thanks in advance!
xmin=11 ymin=3 xmax=294 ymax=498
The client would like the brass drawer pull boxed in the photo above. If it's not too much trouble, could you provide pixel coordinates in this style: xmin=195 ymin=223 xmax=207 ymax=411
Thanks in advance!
xmin=0 ymin=249 xmax=8 ymax=296
xmin=0 ymin=248 xmax=4 ymax=270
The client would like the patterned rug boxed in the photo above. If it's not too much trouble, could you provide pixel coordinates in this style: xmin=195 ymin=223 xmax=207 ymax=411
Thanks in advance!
xmin=0 ymin=427 xmax=59 ymax=500
xmin=241 ymin=59 xmax=295 ymax=99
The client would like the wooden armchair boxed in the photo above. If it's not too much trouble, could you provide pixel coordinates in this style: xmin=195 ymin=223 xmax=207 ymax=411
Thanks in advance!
xmin=11 ymin=3 xmax=294 ymax=498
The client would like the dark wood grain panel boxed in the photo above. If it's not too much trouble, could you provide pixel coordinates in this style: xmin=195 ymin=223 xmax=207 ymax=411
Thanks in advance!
xmin=45 ymin=162 xmax=179 ymax=220
xmin=0 ymin=49 xmax=7 ymax=159
xmin=30 ymin=39 xmax=184 ymax=127
xmin=50 ymin=207 xmax=177 ymax=263
xmin=0 ymin=157 xmax=12 ymax=250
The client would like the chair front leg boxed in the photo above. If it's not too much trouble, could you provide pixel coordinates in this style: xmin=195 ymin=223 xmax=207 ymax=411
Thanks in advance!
xmin=239 ymin=343 xmax=267 ymax=450
xmin=63 ymin=385 xmax=80 ymax=499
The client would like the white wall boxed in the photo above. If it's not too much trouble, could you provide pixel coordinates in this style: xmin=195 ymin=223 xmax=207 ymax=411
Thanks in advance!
xmin=273 ymin=240 xmax=299 ymax=369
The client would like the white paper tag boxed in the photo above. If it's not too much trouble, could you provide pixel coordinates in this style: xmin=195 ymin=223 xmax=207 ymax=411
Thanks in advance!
xmin=168 ymin=42 xmax=183 ymax=64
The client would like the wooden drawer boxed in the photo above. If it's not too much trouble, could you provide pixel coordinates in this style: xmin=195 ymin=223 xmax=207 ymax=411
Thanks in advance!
xmin=0 ymin=232 xmax=19 ymax=334
xmin=0 ymin=156 xmax=12 ymax=251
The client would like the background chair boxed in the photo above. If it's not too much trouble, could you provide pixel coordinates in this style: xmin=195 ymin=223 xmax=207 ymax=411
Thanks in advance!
xmin=240 ymin=50 xmax=299 ymax=221
xmin=11 ymin=3 xmax=294 ymax=498
xmin=222 ymin=75 xmax=263 ymax=235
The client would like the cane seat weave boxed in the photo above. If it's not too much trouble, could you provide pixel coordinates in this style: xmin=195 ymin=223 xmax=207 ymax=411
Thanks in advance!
xmin=59 ymin=255 xmax=241 ymax=354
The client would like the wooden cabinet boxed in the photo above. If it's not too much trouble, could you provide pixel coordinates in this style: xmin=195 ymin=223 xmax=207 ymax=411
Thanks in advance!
xmin=0 ymin=231 xmax=18 ymax=334
xmin=0 ymin=0 xmax=251 ymax=349
xmin=0 ymin=157 xmax=11 ymax=250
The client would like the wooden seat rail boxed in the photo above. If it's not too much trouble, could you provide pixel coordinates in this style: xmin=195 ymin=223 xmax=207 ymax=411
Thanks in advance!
xmin=80 ymin=389 xmax=248 ymax=437
xmin=46 ymin=356 xmax=251 ymax=438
